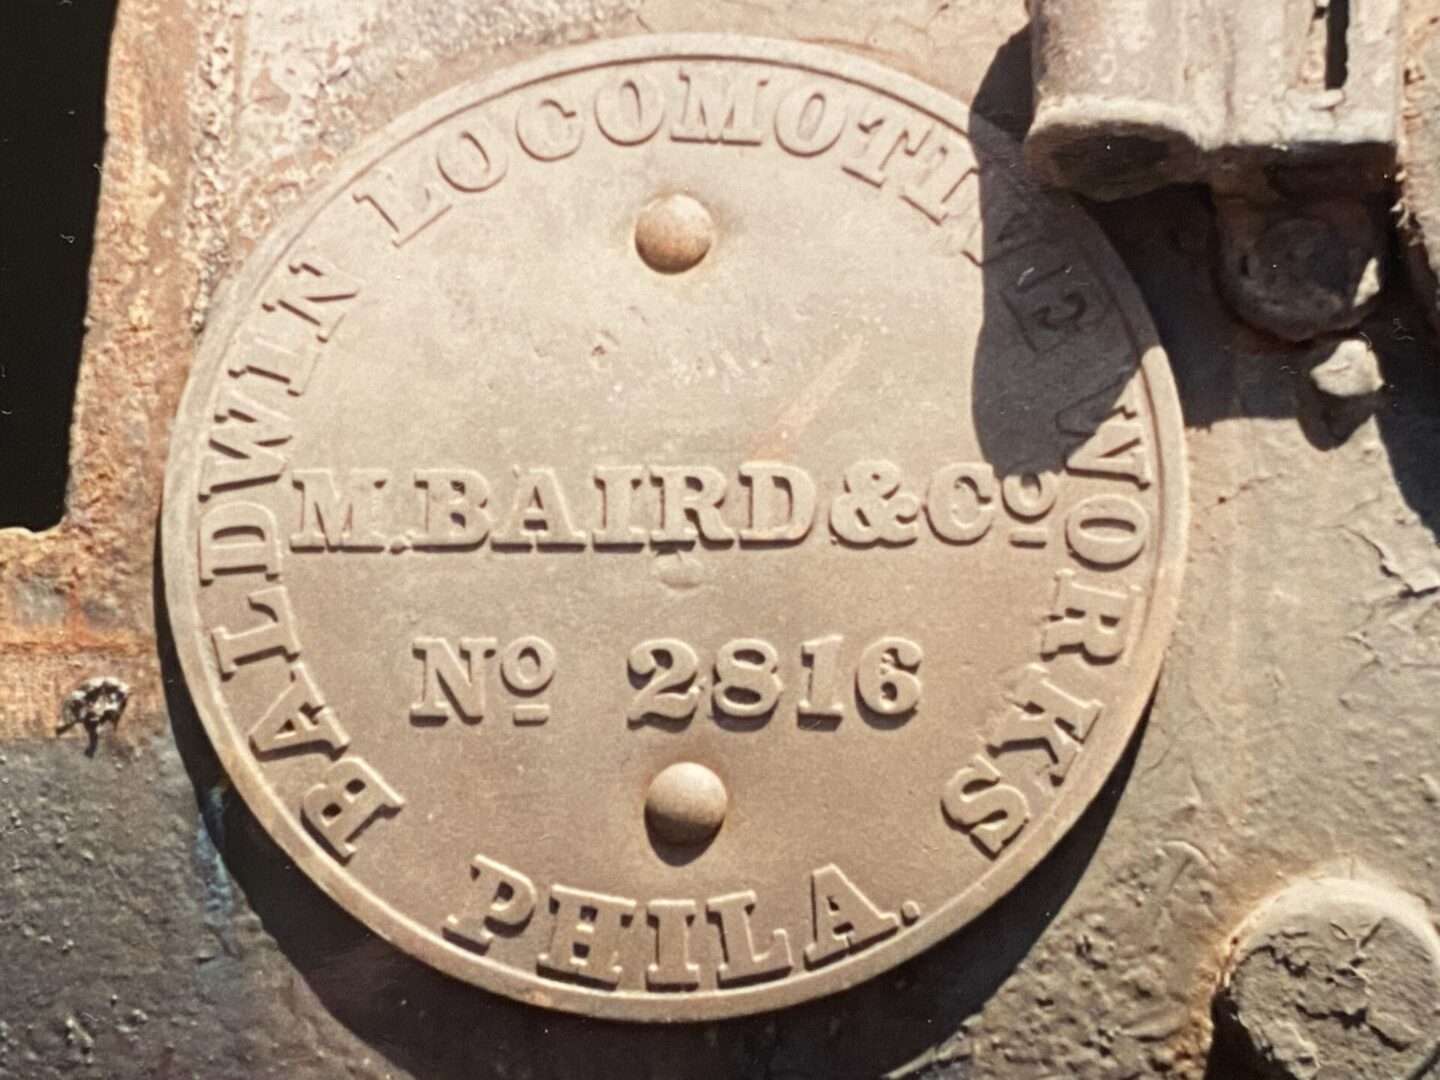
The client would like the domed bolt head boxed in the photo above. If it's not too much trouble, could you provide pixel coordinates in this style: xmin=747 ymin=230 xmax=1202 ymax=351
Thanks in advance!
xmin=634 ymin=192 xmax=714 ymax=274
xmin=644 ymin=762 xmax=728 ymax=846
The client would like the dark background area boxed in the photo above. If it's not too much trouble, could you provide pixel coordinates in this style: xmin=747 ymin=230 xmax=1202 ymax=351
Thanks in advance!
xmin=1 ymin=0 xmax=119 ymax=530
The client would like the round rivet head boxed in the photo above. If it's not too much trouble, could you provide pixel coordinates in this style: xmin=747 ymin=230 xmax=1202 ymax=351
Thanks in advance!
xmin=635 ymin=193 xmax=714 ymax=274
xmin=1215 ymin=874 xmax=1440 ymax=1080
xmin=645 ymin=762 xmax=728 ymax=846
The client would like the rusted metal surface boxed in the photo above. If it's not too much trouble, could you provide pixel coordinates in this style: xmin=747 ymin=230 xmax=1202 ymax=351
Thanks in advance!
xmin=1403 ymin=0 xmax=1440 ymax=327
xmin=0 ymin=0 xmax=197 ymax=746
xmin=2 ymin=0 xmax=1439 ymax=1076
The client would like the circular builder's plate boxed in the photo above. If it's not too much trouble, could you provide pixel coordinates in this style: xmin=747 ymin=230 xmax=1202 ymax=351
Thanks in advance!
xmin=163 ymin=35 xmax=1187 ymax=1021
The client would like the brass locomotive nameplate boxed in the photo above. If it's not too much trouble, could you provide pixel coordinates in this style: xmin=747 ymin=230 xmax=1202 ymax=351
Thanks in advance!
xmin=163 ymin=35 xmax=1187 ymax=1021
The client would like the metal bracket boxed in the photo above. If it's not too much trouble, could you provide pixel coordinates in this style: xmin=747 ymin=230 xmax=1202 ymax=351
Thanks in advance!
xmin=1025 ymin=0 xmax=1403 ymax=201
xmin=1023 ymin=0 xmax=1407 ymax=344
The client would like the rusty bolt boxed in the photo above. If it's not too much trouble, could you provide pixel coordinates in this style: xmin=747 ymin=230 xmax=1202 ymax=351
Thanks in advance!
xmin=1216 ymin=198 xmax=1385 ymax=342
xmin=1215 ymin=874 xmax=1440 ymax=1080
xmin=57 ymin=677 xmax=130 ymax=753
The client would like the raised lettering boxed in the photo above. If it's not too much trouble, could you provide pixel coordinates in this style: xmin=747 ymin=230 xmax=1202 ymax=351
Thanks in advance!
xmin=1001 ymin=471 xmax=1058 ymax=520
xmin=901 ymin=136 xmax=976 ymax=224
xmin=738 ymin=462 xmax=814 ymax=543
xmin=942 ymin=754 xmax=1031 ymax=857
xmin=926 ymin=462 xmax=996 ymax=544
xmin=499 ymin=636 xmax=556 ymax=725
xmin=537 ymin=884 xmax=637 ymax=988
xmin=410 ymin=636 xmax=496 ymax=724
xmin=412 ymin=468 xmax=490 ymax=549
xmin=516 ymin=94 xmax=584 ymax=161
xmin=301 ymin=756 xmax=404 ymax=862
xmin=594 ymin=70 xmax=666 ymax=145
xmin=225 ymin=332 xmax=322 ymax=396
xmin=713 ymin=638 xmax=782 ymax=720
xmin=198 ymin=500 xmax=281 ymax=583
xmin=645 ymin=899 xmax=701 ymax=990
xmin=987 ymin=663 xmax=1103 ymax=782
xmin=436 ymin=118 xmax=510 ymax=193
xmin=829 ymin=461 xmax=920 ymax=546
xmin=1057 ymin=380 xmax=1146 ymax=457
xmin=1066 ymin=415 xmax=1153 ymax=489
xmin=210 ymin=585 xmax=300 ymax=676
xmin=841 ymin=102 xmax=931 ymax=187
xmin=627 ymin=639 xmax=701 ymax=726
xmin=1002 ymin=255 xmax=1106 ymax=352
xmin=290 ymin=468 xmax=388 ymax=551
xmin=444 ymin=854 xmax=537 ymax=952
xmin=650 ymin=466 xmax=735 ymax=546
xmin=199 ymin=383 xmax=293 ymax=498
xmin=260 ymin=252 xmax=360 ymax=342
xmin=706 ymin=890 xmax=792 ymax=986
xmin=798 ymin=635 xmax=844 ymax=724
xmin=592 ymin=465 xmax=648 ymax=548
xmin=492 ymin=468 xmax=587 ymax=549
xmin=1065 ymin=494 xmax=1150 ymax=568
xmin=856 ymin=637 xmax=923 ymax=718
xmin=671 ymin=67 xmax=767 ymax=145
xmin=1041 ymin=570 xmax=1136 ymax=661
xmin=352 ymin=165 xmax=453 ymax=246
xmin=804 ymin=864 xmax=900 ymax=966
xmin=773 ymin=82 xmax=846 ymax=156
xmin=249 ymin=661 xmax=350 ymax=757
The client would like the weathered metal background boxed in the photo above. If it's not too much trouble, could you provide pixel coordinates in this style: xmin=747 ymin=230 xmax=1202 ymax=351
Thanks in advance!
xmin=2 ymin=1 xmax=1438 ymax=1077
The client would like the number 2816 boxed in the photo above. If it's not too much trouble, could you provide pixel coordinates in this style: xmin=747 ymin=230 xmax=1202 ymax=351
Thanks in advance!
xmin=626 ymin=636 xmax=923 ymax=727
